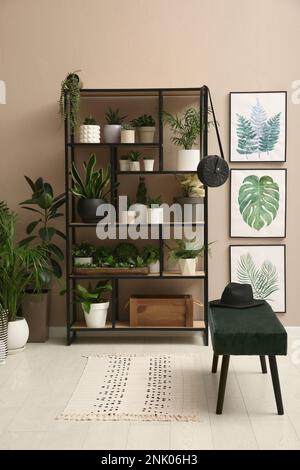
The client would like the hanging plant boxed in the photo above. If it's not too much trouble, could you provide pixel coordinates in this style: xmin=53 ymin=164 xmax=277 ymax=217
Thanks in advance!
xmin=59 ymin=70 xmax=82 ymax=131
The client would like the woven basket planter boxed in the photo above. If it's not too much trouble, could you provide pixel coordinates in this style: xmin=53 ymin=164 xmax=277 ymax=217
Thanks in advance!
xmin=0 ymin=309 xmax=8 ymax=364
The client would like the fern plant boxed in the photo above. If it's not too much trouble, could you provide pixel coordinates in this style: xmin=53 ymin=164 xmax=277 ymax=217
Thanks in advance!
xmin=236 ymin=253 xmax=279 ymax=300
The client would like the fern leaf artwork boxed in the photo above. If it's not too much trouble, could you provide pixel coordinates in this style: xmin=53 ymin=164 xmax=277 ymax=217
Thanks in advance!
xmin=236 ymin=114 xmax=257 ymax=156
xmin=250 ymin=99 xmax=268 ymax=150
xmin=259 ymin=113 xmax=281 ymax=153
xmin=237 ymin=253 xmax=279 ymax=301
xmin=238 ymin=175 xmax=279 ymax=231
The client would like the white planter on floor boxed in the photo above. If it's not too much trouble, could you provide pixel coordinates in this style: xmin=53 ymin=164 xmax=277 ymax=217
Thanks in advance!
xmin=129 ymin=161 xmax=140 ymax=172
xmin=143 ymin=159 xmax=155 ymax=171
xmin=121 ymin=129 xmax=135 ymax=143
xmin=137 ymin=127 xmax=156 ymax=143
xmin=179 ymin=258 xmax=196 ymax=276
xmin=120 ymin=210 xmax=136 ymax=224
xmin=79 ymin=125 xmax=100 ymax=143
xmin=148 ymin=207 xmax=163 ymax=224
xmin=149 ymin=260 xmax=160 ymax=274
xmin=103 ymin=125 xmax=121 ymax=143
xmin=119 ymin=160 xmax=130 ymax=171
xmin=7 ymin=317 xmax=29 ymax=354
xmin=83 ymin=302 xmax=109 ymax=328
xmin=74 ymin=257 xmax=93 ymax=266
xmin=176 ymin=149 xmax=200 ymax=171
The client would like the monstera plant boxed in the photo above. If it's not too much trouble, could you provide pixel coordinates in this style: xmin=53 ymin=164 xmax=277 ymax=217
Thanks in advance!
xmin=238 ymin=175 xmax=279 ymax=231
xmin=237 ymin=253 xmax=279 ymax=301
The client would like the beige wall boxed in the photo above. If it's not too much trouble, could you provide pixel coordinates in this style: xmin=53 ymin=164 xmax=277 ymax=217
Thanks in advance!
xmin=0 ymin=0 xmax=299 ymax=326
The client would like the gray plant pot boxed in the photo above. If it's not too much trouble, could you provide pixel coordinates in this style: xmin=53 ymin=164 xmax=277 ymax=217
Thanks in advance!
xmin=77 ymin=198 xmax=107 ymax=223
xmin=22 ymin=291 xmax=50 ymax=343
xmin=173 ymin=197 xmax=204 ymax=222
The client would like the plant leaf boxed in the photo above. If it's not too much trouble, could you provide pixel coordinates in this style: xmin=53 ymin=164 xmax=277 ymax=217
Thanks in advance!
xmin=26 ymin=220 xmax=41 ymax=234
xmin=39 ymin=227 xmax=56 ymax=241
xmin=48 ymin=243 xmax=64 ymax=261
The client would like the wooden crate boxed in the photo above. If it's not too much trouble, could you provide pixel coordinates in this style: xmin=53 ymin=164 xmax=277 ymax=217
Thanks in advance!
xmin=129 ymin=295 xmax=193 ymax=327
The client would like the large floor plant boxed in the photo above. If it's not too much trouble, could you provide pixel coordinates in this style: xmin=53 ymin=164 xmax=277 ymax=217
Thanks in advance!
xmin=0 ymin=202 xmax=50 ymax=351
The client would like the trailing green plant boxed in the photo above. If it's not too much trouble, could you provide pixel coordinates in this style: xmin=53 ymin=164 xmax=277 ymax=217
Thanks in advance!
xmin=148 ymin=196 xmax=162 ymax=207
xmin=0 ymin=203 xmax=51 ymax=321
xmin=59 ymin=71 xmax=81 ymax=130
xmin=163 ymin=107 xmax=213 ymax=150
xmin=176 ymin=174 xmax=205 ymax=198
xmin=131 ymin=114 xmax=155 ymax=127
xmin=236 ymin=253 xmax=279 ymax=300
xmin=136 ymin=176 xmax=147 ymax=204
xmin=71 ymin=153 xmax=117 ymax=199
xmin=105 ymin=107 xmax=127 ymax=125
xmin=142 ymin=245 xmax=160 ymax=264
xmin=114 ymin=242 xmax=139 ymax=263
xmin=166 ymin=239 xmax=214 ymax=260
xmin=20 ymin=176 xmax=66 ymax=279
xmin=83 ymin=115 xmax=98 ymax=125
xmin=72 ymin=241 xmax=96 ymax=258
xmin=73 ymin=281 xmax=112 ymax=313
xmin=127 ymin=151 xmax=141 ymax=162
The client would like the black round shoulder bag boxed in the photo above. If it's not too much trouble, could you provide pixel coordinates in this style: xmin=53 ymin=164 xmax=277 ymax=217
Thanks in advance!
xmin=197 ymin=87 xmax=229 ymax=187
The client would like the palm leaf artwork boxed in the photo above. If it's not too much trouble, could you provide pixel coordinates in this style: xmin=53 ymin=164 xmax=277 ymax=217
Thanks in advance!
xmin=236 ymin=253 xmax=279 ymax=301
xmin=238 ymin=175 xmax=279 ymax=231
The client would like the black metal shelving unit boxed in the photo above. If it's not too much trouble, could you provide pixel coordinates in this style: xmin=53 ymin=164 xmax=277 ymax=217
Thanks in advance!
xmin=64 ymin=87 xmax=209 ymax=345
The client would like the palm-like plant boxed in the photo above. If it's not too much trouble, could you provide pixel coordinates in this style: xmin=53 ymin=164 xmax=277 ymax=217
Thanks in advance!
xmin=236 ymin=253 xmax=279 ymax=300
xmin=71 ymin=153 xmax=115 ymax=199
xmin=0 ymin=203 xmax=51 ymax=321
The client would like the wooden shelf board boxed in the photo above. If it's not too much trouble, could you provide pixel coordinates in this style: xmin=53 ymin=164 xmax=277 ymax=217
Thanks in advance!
xmin=70 ymin=320 xmax=205 ymax=330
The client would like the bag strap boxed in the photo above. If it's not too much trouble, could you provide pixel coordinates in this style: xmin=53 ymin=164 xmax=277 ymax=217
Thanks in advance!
xmin=203 ymin=85 xmax=225 ymax=160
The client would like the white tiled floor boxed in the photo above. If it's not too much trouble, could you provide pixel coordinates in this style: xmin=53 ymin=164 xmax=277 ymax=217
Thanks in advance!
xmin=1 ymin=334 xmax=300 ymax=450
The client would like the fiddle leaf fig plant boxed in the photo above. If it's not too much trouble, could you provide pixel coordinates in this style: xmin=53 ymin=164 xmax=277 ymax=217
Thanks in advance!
xmin=20 ymin=176 xmax=66 ymax=279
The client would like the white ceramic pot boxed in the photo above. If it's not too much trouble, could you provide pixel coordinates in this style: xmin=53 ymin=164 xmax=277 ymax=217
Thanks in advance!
xmin=79 ymin=125 xmax=100 ymax=143
xmin=148 ymin=207 xmax=163 ymax=224
xmin=149 ymin=260 xmax=160 ymax=274
xmin=119 ymin=160 xmax=130 ymax=171
xmin=7 ymin=317 xmax=29 ymax=353
xmin=129 ymin=161 xmax=140 ymax=172
xmin=83 ymin=302 xmax=109 ymax=328
xmin=103 ymin=124 xmax=121 ymax=143
xmin=120 ymin=210 xmax=136 ymax=224
xmin=130 ymin=203 xmax=148 ymax=224
xmin=179 ymin=258 xmax=197 ymax=276
xmin=176 ymin=149 xmax=200 ymax=171
xmin=137 ymin=127 xmax=156 ymax=143
xmin=143 ymin=159 xmax=155 ymax=171
xmin=121 ymin=129 xmax=135 ymax=143
xmin=74 ymin=257 xmax=93 ymax=266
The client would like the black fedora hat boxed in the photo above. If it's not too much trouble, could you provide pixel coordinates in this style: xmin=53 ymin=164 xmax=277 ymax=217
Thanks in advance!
xmin=210 ymin=283 xmax=265 ymax=309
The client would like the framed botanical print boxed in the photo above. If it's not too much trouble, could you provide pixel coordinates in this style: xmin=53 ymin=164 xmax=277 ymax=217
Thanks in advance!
xmin=230 ymin=91 xmax=287 ymax=162
xmin=230 ymin=169 xmax=287 ymax=238
xmin=230 ymin=244 xmax=286 ymax=313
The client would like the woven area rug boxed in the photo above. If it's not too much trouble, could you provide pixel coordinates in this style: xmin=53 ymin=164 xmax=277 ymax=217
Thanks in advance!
xmin=57 ymin=354 xmax=201 ymax=422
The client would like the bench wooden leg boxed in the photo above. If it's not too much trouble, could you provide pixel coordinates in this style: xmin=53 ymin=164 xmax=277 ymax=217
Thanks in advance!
xmin=269 ymin=356 xmax=284 ymax=415
xmin=212 ymin=353 xmax=219 ymax=373
xmin=260 ymin=355 xmax=267 ymax=374
xmin=216 ymin=355 xmax=230 ymax=415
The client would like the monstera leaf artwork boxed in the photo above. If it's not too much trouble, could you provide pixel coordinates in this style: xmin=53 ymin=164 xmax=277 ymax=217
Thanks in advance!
xmin=238 ymin=175 xmax=280 ymax=231
xmin=236 ymin=253 xmax=279 ymax=301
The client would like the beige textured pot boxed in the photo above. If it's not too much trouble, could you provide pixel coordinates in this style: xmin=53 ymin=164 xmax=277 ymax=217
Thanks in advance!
xmin=22 ymin=291 xmax=50 ymax=342
xmin=121 ymin=129 xmax=135 ymax=143
xmin=79 ymin=124 xmax=100 ymax=143
xmin=137 ymin=127 xmax=156 ymax=143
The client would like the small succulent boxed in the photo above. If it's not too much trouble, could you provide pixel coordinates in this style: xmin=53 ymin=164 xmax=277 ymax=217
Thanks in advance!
xmin=127 ymin=151 xmax=141 ymax=162
xmin=148 ymin=196 xmax=162 ymax=207
xmin=83 ymin=115 xmax=98 ymax=125
xmin=105 ymin=107 xmax=127 ymax=125
xmin=131 ymin=114 xmax=155 ymax=127
xmin=122 ymin=123 xmax=135 ymax=130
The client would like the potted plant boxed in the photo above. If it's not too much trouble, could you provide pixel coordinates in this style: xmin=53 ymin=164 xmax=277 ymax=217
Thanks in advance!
xmin=143 ymin=156 xmax=155 ymax=172
xmin=0 ymin=203 xmax=51 ymax=353
xmin=120 ymin=197 xmax=136 ymax=224
xmin=103 ymin=107 xmax=127 ymax=143
xmin=119 ymin=155 xmax=130 ymax=172
xmin=20 ymin=176 xmax=66 ymax=342
xmin=59 ymin=70 xmax=82 ymax=131
xmin=121 ymin=124 xmax=135 ymax=143
xmin=79 ymin=115 xmax=100 ymax=143
xmin=167 ymin=239 xmax=209 ymax=276
xmin=73 ymin=241 xmax=95 ymax=266
xmin=74 ymin=281 xmax=112 ymax=328
xmin=127 ymin=151 xmax=141 ymax=171
xmin=164 ymin=108 xmax=213 ymax=171
xmin=71 ymin=153 xmax=116 ymax=223
xmin=147 ymin=196 xmax=163 ymax=224
xmin=174 ymin=174 xmax=205 ymax=222
xmin=131 ymin=176 xmax=148 ymax=223
xmin=142 ymin=245 xmax=160 ymax=274
xmin=131 ymin=114 xmax=156 ymax=143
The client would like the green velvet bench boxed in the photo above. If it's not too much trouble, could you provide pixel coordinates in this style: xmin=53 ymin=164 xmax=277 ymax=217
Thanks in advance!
xmin=208 ymin=302 xmax=287 ymax=415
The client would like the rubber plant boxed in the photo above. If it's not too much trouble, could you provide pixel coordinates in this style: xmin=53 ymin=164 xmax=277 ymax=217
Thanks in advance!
xmin=20 ymin=176 xmax=66 ymax=280
xmin=59 ymin=70 xmax=81 ymax=130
